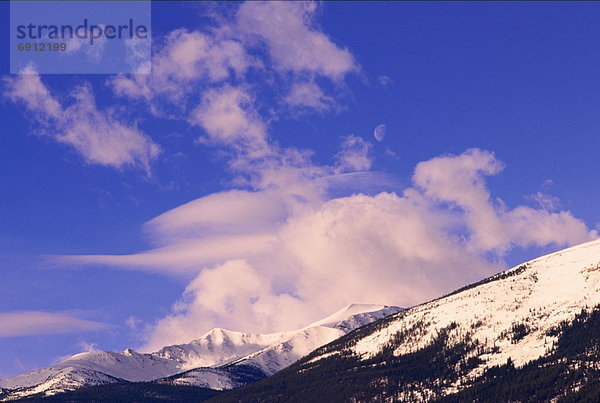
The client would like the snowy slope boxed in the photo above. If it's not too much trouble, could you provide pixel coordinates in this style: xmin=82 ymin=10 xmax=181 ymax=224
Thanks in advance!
xmin=233 ymin=238 xmax=600 ymax=401
xmin=240 ymin=303 xmax=402 ymax=374
xmin=0 ymin=304 xmax=400 ymax=399
xmin=349 ymin=239 xmax=600 ymax=368
xmin=164 ymin=304 xmax=401 ymax=389
xmin=0 ymin=350 xmax=179 ymax=400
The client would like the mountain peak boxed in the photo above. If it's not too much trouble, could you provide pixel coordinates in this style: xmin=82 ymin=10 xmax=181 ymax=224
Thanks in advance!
xmin=305 ymin=303 xmax=401 ymax=330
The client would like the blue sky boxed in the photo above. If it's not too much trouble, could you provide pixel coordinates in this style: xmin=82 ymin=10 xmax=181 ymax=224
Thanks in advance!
xmin=2 ymin=1 xmax=600 ymax=377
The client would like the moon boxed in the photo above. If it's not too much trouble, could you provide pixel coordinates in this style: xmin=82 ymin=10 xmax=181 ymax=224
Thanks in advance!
xmin=373 ymin=124 xmax=386 ymax=142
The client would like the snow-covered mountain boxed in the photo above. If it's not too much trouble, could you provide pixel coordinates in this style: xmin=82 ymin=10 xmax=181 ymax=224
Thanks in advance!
xmin=161 ymin=304 xmax=401 ymax=389
xmin=0 ymin=304 xmax=401 ymax=400
xmin=218 ymin=239 xmax=600 ymax=402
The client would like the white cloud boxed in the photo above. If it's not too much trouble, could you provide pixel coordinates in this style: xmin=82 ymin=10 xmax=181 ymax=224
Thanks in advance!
xmin=3 ymin=65 xmax=62 ymax=122
xmin=4 ymin=70 xmax=161 ymax=175
xmin=385 ymin=148 xmax=399 ymax=160
xmin=124 ymin=37 xmax=152 ymax=74
xmin=63 ymin=26 xmax=108 ymax=63
xmin=413 ymin=149 xmax=508 ymax=252
xmin=144 ymin=259 xmax=305 ymax=349
xmin=54 ymin=149 xmax=597 ymax=349
xmin=502 ymin=207 xmax=591 ymax=248
xmin=412 ymin=149 xmax=594 ymax=254
xmin=377 ymin=75 xmax=393 ymax=88
xmin=125 ymin=316 xmax=143 ymax=331
xmin=110 ymin=29 xmax=256 ymax=104
xmin=284 ymin=81 xmax=335 ymax=111
xmin=335 ymin=135 xmax=373 ymax=173
xmin=237 ymin=1 xmax=357 ymax=80
xmin=144 ymin=189 xmax=289 ymax=244
xmin=0 ymin=311 xmax=110 ymax=337
xmin=77 ymin=340 xmax=98 ymax=352
xmin=57 ymin=232 xmax=277 ymax=275
xmin=189 ymin=85 xmax=270 ymax=158
xmin=526 ymin=191 xmax=561 ymax=211
xmin=60 ymin=85 xmax=161 ymax=174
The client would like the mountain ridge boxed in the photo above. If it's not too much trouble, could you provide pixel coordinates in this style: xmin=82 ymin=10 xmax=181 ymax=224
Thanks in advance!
xmin=0 ymin=304 xmax=401 ymax=400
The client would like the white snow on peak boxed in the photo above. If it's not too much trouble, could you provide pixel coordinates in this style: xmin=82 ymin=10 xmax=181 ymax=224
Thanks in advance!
xmin=165 ymin=304 xmax=402 ymax=390
xmin=0 ymin=350 xmax=179 ymax=399
xmin=154 ymin=327 xmax=280 ymax=370
xmin=0 ymin=303 xmax=401 ymax=398
xmin=306 ymin=303 xmax=392 ymax=328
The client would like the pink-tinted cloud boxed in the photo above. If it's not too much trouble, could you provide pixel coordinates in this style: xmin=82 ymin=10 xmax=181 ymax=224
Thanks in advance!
xmin=237 ymin=1 xmax=358 ymax=80
xmin=0 ymin=311 xmax=110 ymax=337
xmin=4 ymin=69 xmax=160 ymax=175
